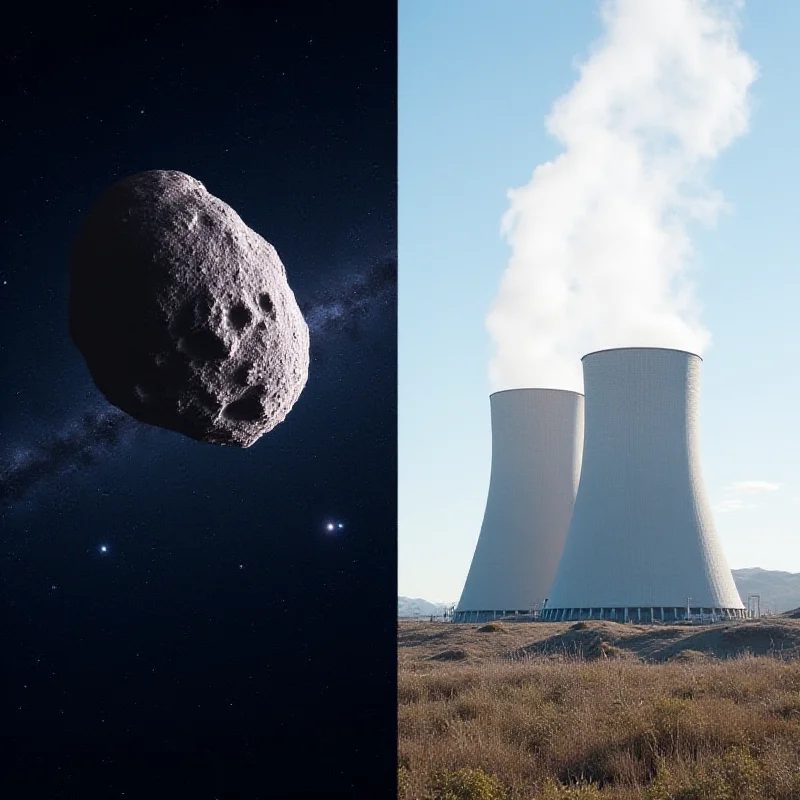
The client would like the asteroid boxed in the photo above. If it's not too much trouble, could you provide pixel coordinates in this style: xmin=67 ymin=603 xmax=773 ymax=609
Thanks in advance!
xmin=68 ymin=170 xmax=309 ymax=447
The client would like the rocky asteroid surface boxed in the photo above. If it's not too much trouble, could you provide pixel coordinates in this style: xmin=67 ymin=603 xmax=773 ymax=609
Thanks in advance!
xmin=69 ymin=170 xmax=309 ymax=447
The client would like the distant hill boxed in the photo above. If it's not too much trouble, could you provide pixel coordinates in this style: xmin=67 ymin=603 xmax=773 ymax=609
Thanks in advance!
xmin=732 ymin=568 xmax=800 ymax=615
xmin=400 ymin=569 xmax=800 ymax=618
xmin=398 ymin=597 xmax=453 ymax=618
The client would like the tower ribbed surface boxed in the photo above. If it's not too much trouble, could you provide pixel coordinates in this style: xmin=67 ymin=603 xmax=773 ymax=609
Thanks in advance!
xmin=455 ymin=389 xmax=584 ymax=622
xmin=542 ymin=348 xmax=744 ymax=622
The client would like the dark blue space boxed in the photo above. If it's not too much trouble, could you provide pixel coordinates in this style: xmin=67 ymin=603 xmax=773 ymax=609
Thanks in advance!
xmin=0 ymin=3 xmax=396 ymax=797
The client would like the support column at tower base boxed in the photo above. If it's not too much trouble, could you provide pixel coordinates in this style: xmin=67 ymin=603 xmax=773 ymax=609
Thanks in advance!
xmin=540 ymin=607 xmax=746 ymax=623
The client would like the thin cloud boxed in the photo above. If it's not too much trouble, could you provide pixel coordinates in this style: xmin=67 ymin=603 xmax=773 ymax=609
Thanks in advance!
xmin=729 ymin=480 xmax=784 ymax=493
xmin=714 ymin=480 xmax=785 ymax=513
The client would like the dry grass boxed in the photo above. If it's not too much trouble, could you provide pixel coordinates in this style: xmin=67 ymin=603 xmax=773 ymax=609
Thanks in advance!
xmin=398 ymin=621 xmax=800 ymax=799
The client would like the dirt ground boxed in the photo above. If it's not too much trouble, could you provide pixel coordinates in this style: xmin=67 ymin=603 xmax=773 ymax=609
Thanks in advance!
xmin=398 ymin=616 xmax=800 ymax=666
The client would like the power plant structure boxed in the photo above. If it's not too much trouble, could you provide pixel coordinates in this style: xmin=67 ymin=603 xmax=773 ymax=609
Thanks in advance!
xmin=541 ymin=347 xmax=745 ymax=622
xmin=454 ymin=347 xmax=745 ymax=625
xmin=454 ymin=388 xmax=584 ymax=623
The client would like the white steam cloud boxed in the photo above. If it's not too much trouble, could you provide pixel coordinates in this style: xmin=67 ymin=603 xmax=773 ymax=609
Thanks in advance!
xmin=487 ymin=0 xmax=758 ymax=392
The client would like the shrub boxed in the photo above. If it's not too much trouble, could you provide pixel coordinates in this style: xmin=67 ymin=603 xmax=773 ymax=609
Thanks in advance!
xmin=645 ymin=747 xmax=762 ymax=800
xmin=537 ymin=778 xmax=603 ymax=799
xmin=599 ymin=642 xmax=626 ymax=659
xmin=428 ymin=768 xmax=507 ymax=800
xmin=719 ymin=746 xmax=762 ymax=798
xmin=398 ymin=766 xmax=409 ymax=798
xmin=671 ymin=649 xmax=708 ymax=662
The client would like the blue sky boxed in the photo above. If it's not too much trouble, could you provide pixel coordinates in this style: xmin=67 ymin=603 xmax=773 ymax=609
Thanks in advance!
xmin=399 ymin=0 xmax=800 ymax=603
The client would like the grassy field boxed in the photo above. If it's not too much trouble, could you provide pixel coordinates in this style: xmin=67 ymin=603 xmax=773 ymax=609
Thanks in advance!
xmin=398 ymin=619 xmax=800 ymax=799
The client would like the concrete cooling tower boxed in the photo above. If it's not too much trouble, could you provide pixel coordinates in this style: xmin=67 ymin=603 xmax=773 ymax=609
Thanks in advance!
xmin=454 ymin=389 xmax=584 ymax=623
xmin=542 ymin=348 xmax=745 ymax=623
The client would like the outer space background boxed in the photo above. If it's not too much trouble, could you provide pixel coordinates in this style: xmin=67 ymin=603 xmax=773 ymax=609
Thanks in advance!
xmin=0 ymin=4 xmax=396 ymax=798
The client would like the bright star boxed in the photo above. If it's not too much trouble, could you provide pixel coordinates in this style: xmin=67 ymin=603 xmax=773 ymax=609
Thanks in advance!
xmin=325 ymin=521 xmax=345 ymax=534
xmin=99 ymin=545 xmax=108 ymax=554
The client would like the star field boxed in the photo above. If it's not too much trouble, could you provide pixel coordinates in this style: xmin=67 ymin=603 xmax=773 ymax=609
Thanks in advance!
xmin=0 ymin=3 xmax=396 ymax=797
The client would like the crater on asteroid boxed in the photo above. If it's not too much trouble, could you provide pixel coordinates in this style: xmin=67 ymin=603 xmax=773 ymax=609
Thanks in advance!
xmin=68 ymin=169 xmax=310 ymax=447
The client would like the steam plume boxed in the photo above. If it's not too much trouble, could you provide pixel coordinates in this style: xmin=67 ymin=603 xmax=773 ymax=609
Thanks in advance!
xmin=487 ymin=0 xmax=758 ymax=392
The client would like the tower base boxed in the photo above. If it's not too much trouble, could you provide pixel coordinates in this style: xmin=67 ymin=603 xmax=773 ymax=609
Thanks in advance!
xmin=452 ymin=609 xmax=539 ymax=623
xmin=540 ymin=606 xmax=746 ymax=623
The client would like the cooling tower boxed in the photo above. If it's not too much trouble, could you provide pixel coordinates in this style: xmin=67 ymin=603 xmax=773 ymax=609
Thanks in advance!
xmin=542 ymin=348 xmax=744 ymax=623
xmin=454 ymin=389 xmax=584 ymax=623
